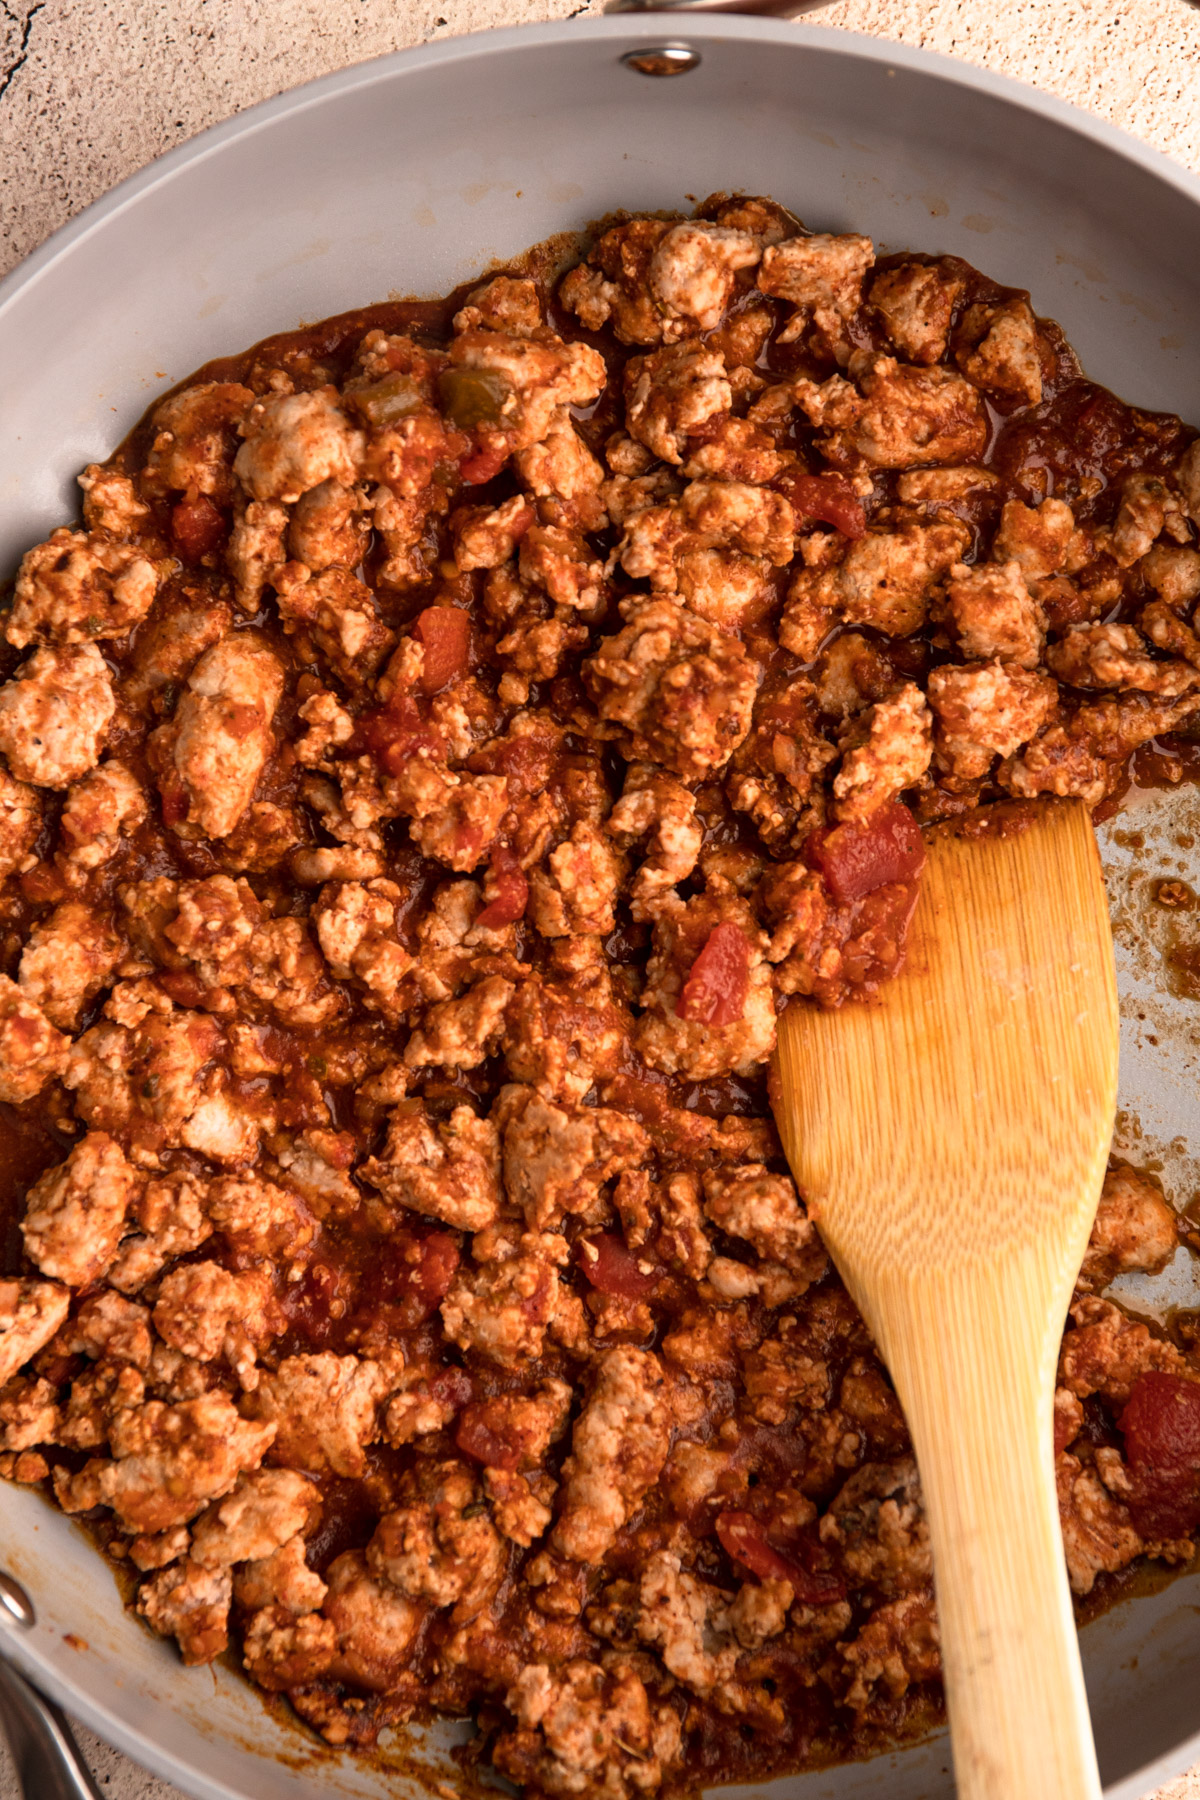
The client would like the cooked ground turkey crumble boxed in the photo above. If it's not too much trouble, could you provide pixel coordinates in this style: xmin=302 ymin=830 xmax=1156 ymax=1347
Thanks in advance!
xmin=2 ymin=193 xmax=1200 ymax=1793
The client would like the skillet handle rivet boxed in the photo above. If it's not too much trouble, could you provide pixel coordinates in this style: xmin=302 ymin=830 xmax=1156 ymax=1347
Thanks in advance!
xmin=0 ymin=1572 xmax=35 ymax=1629
xmin=620 ymin=43 xmax=701 ymax=74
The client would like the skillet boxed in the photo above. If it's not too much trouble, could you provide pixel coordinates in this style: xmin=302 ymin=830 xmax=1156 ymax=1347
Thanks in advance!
xmin=2 ymin=15 xmax=1200 ymax=1796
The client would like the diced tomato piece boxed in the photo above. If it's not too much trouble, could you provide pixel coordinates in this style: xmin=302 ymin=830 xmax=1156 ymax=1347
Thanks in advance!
xmin=776 ymin=471 xmax=865 ymax=539
xmin=18 ymin=865 xmax=68 ymax=905
xmin=474 ymin=845 xmax=529 ymax=931
xmin=683 ymin=416 xmax=725 ymax=447
xmin=677 ymin=921 xmax=751 ymax=1026
xmin=1118 ymin=1372 xmax=1200 ymax=1538
xmin=805 ymin=802 xmax=926 ymax=904
xmin=456 ymin=1403 xmax=524 ymax=1472
xmin=469 ymin=727 xmax=560 ymax=799
xmin=416 ymin=607 xmax=471 ymax=695
xmin=837 ymin=878 xmax=922 ymax=994
xmin=160 ymin=778 xmax=190 ymax=828
xmin=409 ymin=1231 xmax=461 ymax=1311
xmin=717 ymin=1510 xmax=793 ymax=1582
xmin=430 ymin=1367 xmax=473 ymax=1411
xmin=362 ymin=1229 xmax=461 ymax=1329
xmin=578 ymin=1234 xmax=660 ymax=1301
xmin=357 ymin=695 xmax=442 ymax=777
xmin=171 ymin=494 xmax=226 ymax=562
xmin=280 ymin=1257 xmax=357 ymax=1349
xmin=716 ymin=1510 xmax=844 ymax=1604
xmin=459 ymin=443 xmax=509 ymax=486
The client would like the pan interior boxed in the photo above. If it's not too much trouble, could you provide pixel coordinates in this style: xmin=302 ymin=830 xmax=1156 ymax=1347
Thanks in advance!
xmin=1 ymin=17 xmax=1199 ymax=1800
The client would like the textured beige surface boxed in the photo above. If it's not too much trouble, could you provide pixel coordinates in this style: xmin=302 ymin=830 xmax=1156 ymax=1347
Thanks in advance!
xmin=1 ymin=0 xmax=1199 ymax=1796
xmin=2 ymin=0 xmax=1200 ymax=279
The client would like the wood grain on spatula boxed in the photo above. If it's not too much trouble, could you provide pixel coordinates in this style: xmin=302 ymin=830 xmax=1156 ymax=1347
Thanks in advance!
xmin=772 ymin=799 xmax=1118 ymax=1800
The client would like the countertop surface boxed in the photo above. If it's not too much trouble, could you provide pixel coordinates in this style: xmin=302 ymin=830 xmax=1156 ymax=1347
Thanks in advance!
xmin=1 ymin=0 xmax=1199 ymax=1795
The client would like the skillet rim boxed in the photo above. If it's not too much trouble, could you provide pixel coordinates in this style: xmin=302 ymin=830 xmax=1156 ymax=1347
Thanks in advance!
xmin=1 ymin=16 xmax=1199 ymax=1798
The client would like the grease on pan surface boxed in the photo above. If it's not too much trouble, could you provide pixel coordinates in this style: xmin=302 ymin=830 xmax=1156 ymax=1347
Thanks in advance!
xmin=2 ymin=194 xmax=1200 ymax=1797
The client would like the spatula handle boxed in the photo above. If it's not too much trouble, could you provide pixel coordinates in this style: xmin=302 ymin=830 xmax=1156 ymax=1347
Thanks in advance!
xmin=880 ymin=1274 xmax=1100 ymax=1800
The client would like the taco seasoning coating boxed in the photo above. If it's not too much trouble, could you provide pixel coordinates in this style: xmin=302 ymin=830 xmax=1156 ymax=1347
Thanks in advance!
xmin=1 ymin=193 xmax=1199 ymax=1794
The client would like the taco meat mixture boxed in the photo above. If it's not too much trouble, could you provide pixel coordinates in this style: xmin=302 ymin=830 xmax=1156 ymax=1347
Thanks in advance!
xmin=2 ymin=193 xmax=1200 ymax=1793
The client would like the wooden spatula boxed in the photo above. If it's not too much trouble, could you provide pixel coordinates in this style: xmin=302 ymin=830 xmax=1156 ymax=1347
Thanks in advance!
xmin=772 ymin=799 xmax=1118 ymax=1800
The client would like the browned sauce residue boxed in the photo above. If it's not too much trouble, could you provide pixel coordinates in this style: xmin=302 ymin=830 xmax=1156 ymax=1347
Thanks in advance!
xmin=1 ymin=195 xmax=1199 ymax=1800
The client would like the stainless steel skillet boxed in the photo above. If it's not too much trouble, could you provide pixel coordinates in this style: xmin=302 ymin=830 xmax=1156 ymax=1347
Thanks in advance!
xmin=2 ymin=14 xmax=1200 ymax=1798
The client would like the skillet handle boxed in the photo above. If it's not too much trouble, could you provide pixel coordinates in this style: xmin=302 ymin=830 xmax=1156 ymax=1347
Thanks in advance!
xmin=0 ymin=1659 xmax=103 ymax=1800
xmin=606 ymin=0 xmax=835 ymax=18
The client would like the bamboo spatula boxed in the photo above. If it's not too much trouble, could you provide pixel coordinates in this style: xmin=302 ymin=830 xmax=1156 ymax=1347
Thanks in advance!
xmin=772 ymin=799 xmax=1118 ymax=1800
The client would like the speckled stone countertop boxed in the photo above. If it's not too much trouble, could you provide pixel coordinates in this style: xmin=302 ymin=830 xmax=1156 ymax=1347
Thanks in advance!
xmin=1 ymin=0 xmax=1199 ymax=1795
